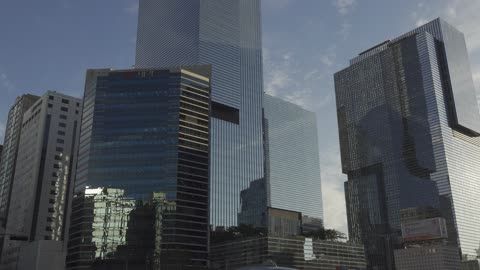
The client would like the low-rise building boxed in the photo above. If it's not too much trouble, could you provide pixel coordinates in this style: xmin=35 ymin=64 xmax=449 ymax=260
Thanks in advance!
xmin=210 ymin=236 xmax=366 ymax=270
xmin=394 ymin=244 xmax=461 ymax=270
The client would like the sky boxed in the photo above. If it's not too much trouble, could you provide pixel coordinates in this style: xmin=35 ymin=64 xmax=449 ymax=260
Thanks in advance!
xmin=1 ymin=0 xmax=480 ymax=235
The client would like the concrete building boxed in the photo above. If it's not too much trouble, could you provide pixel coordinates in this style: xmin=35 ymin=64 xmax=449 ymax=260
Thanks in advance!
xmin=0 ymin=91 xmax=82 ymax=270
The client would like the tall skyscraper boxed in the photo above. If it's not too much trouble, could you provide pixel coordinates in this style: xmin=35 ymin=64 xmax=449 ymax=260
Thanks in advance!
xmin=0 ymin=91 xmax=82 ymax=270
xmin=135 ymin=0 xmax=265 ymax=228
xmin=335 ymin=18 xmax=480 ymax=269
xmin=66 ymin=67 xmax=212 ymax=269
xmin=0 ymin=94 xmax=39 ymax=225
xmin=263 ymin=94 xmax=324 ymax=225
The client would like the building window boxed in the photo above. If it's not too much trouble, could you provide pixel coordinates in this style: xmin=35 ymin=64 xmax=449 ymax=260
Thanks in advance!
xmin=54 ymin=155 xmax=62 ymax=161
xmin=52 ymin=172 xmax=59 ymax=177
xmin=59 ymin=122 xmax=66 ymax=128
xmin=60 ymin=115 xmax=67 ymax=120
xmin=61 ymin=99 xmax=69 ymax=104
xmin=61 ymin=107 xmax=68 ymax=112
xmin=56 ymin=147 xmax=64 ymax=152
xmin=58 ymin=131 xmax=65 ymax=136
xmin=49 ymin=96 xmax=54 ymax=100
xmin=53 ymin=164 xmax=60 ymax=169
xmin=57 ymin=139 xmax=64 ymax=144
xmin=48 ymin=104 xmax=53 ymax=108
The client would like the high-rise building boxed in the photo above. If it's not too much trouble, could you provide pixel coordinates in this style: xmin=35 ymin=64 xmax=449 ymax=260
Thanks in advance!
xmin=335 ymin=18 xmax=480 ymax=269
xmin=0 ymin=94 xmax=39 ymax=225
xmin=66 ymin=67 xmax=212 ymax=269
xmin=135 ymin=0 xmax=265 ymax=229
xmin=263 ymin=94 xmax=324 ymax=226
xmin=0 ymin=91 xmax=82 ymax=270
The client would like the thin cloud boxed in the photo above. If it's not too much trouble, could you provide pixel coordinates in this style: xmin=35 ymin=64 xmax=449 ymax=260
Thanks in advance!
xmin=125 ymin=1 xmax=139 ymax=15
xmin=0 ymin=73 xmax=15 ymax=94
xmin=412 ymin=0 xmax=480 ymax=53
xmin=333 ymin=0 xmax=357 ymax=16
xmin=339 ymin=22 xmax=352 ymax=40
xmin=263 ymin=48 xmax=334 ymax=111
xmin=320 ymin=145 xmax=348 ymax=235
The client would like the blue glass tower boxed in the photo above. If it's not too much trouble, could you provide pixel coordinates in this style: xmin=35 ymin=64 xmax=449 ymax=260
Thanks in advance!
xmin=135 ymin=0 xmax=264 ymax=229
xmin=263 ymin=94 xmax=324 ymax=224
xmin=335 ymin=18 xmax=480 ymax=269
xmin=66 ymin=67 xmax=212 ymax=269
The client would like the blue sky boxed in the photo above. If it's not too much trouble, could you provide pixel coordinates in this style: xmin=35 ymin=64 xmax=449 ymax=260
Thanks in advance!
xmin=1 ymin=0 xmax=480 ymax=234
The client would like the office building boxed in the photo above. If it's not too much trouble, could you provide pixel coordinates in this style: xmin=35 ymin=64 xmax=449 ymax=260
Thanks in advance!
xmin=394 ymin=244 xmax=461 ymax=270
xmin=210 ymin=236 xmax=366 ymax=270
xmin=263 ymin=94 xmax=324 ymax=225
xmin=0 ymin=94 xmax=39 ymax=225
xmin=135 ymin=0 xmax=265 ymax=229
xmin=335 ymin=18 xmax=479 ymax=269
xmin=0 ymin=91 xmax=82 ymax=270
xmin=462 ymin=260 xmax=480 ymax=270
xmin=66 ymin=67 xmax=211 ymax=269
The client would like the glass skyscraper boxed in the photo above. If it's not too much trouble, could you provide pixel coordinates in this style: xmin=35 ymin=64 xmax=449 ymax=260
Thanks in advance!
xmin=135 ymin=0 xmax=265 ymax=229
xmin=66 ymin=67 xmax=212 ymax=269
xmin=263 ymin=94 xmax=324 ymax=225
xmin=335 ymin=18 xmax=480 ymax=269
xmin=0 ymin=94 xmax=39 ymax=225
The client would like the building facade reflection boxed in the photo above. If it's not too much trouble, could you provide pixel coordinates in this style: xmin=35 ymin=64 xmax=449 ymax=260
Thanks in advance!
xmin=335 ymin=18 xmax=480 ymax=269
xmin=66 ymin=67 xmax=211 ymax=269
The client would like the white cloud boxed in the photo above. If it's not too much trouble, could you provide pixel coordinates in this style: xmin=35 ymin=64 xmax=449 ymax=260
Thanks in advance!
xmin=125 ymin=1 xmax=139 ymax=15
xmin=320 ymin=145 xmax=349 ymax=235
xmin=265 ymin=70 xmax=291 ymax=96
xmin=444 ymin=0 xmax=480 ymax=53
xmin=412 ymin=0 xmax=480 ymax=53
xmin=333 ymin=0 xmax=357 ymax=15
xmin=415 ymin=18 xmax=429 ymax=27
xmin=263 ymin=48 xmax=334 ymax=110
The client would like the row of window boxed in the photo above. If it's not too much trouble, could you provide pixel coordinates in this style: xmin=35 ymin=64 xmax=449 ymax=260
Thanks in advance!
xmin=48 ymin=95 xmax=80 ymax=107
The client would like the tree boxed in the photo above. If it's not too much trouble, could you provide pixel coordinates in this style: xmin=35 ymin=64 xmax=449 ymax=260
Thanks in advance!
xmin=302 ymin=228 xmax=346 ymax=241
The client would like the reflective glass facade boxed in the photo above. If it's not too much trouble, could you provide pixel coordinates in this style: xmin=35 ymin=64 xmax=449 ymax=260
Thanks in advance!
xmin=66 ymin=67 xmax=211 ymax=269
xmin=210 ymin=236 xmax=366 ymax=270
xmin=0 ymin=94 xmax=39 ymax=224
xmin=263 ymin=94 xmax=324 ymax=223
xmin=335 ymin=18 xmax=480 ymax=269
xmin=135 ymin=0 xmax=265 ymax=229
